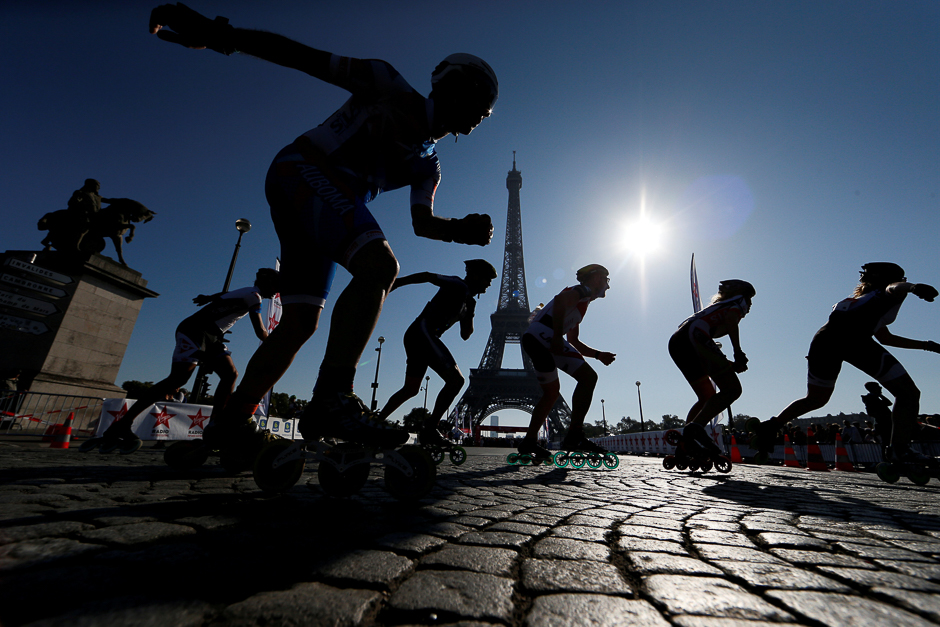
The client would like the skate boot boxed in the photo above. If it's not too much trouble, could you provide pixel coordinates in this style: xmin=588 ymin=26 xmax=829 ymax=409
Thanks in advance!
xmin=511 ymin=438 xmax=553 ymax=466
xmin=682 ymin=422 xmax=733 ymax=473
xmin=561 ymin=434 xmax=608 ymax=455
xmin=98 ymin=423 xmax=143 ymax=455
xmin=418 ymin=425 xmax=468 ymax=466
xmin=418 ymin=426 xmax=451 ymax=448
xmin=301 ymin=391 xmax=408 ymax=449
xmin=878 ymin=444 xmax=940 ymax=485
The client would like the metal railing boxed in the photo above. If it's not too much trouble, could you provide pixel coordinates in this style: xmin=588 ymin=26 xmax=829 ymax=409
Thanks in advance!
xmin=0 ymin=391 xmax=105 ymax=438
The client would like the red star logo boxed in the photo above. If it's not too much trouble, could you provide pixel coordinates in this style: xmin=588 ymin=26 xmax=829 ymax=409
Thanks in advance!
xmin=151 ymin=406 xmax=175 ymax=428
xmin=187 ymin=408 xmax=210 ymax=429
xmin=107 ymin=401 xmax=130 ymax=423
xmin=268 ymin=315 xmax=280 ymax=332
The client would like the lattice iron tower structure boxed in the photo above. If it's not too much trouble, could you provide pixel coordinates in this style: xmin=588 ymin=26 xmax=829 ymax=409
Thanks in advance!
xmin=449 ymin=154 xmax=571 ymax=437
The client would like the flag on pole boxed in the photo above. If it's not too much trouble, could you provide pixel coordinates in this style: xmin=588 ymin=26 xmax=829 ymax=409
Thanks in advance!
xmin=690 ymin=253 xmax=703 ymax=313
xmin=258 ymin=259 xmax=282 ymax=418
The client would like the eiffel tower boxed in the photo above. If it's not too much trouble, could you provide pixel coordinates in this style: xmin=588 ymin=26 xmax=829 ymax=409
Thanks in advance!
xmin=449 ymin=154 xmax=571 ymax=437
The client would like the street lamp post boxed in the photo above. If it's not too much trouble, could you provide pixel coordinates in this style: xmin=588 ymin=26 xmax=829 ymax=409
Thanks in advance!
xmin=192 ymin=219 xmax=251 ymax=404
xmin=635 ymin=381 xmax=646 ymax=433
xmin=423 ymin=375 xmax=430 ymax=410
xmin=370 ymin=336 xmax=385 ymax=411
xmin=601 ymin=398 xmax=608 ymax=435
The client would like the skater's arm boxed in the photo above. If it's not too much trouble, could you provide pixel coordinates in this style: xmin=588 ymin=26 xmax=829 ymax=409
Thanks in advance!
xmin=727 ymin=321 xmax=748 ymax=373
xmin=566 ymin=326 xmax=616 ymax=365
xmin=886 ymin=282 xmax=939 ymax=302
xmin=192 ymin=292 xmax=223 ymax=306
xmin=248 ymin=311 xmax=269 ymax=342
xmin=875 ymin=327 xmax=940 ymax=352
xmin=459 ymin=297 xmax=476 ymax=340
xmin=411 ymin=205 xmax=493 ymax=246
xmin=390 ymin=272 xmax=433 ymax=292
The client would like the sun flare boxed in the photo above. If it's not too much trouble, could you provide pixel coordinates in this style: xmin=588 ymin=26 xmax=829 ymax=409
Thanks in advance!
xmin=622 ymin=215 xmax=664 ymax=257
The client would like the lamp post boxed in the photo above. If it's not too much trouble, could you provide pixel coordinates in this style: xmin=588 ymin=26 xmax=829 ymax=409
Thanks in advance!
xmin=601 ymin=398 xmax=608 ymax=435
xmin=635 ymin=381 xmax=646 ymax=432
xmin=192 ymin=219 xmax=251 ymax=404
xmin=370 ymin=336 xmax=385 ymax=411
xmin=423 ymin=375 xmax=430 ymax=410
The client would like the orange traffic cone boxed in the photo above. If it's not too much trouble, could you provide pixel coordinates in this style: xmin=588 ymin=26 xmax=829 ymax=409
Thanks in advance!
xmin=833 ymin=433 xmax=858 ymax=472
xmin=783 ymin=434 xmax=803 ymax=468
xmin=729 ymin=436 xmax=743 ymax=463
xmin=804 ymin=435 xmax=830 ymax=471
xmin=50 ymin=412 xmax=74 ymax=449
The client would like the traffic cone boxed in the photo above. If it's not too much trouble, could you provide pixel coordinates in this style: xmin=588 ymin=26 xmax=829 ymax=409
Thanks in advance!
xmin=804 ymin=436 xmax=830 ymax=471
xmin=50 ymin=412 xmax=73 ymax=449
xmin=833 ymin=433 xmax=858 ymax=472
xmin=783 ymin=434 xmax=802 ymax=468
xmin=729 ymin=436 xmax=743 ymax=463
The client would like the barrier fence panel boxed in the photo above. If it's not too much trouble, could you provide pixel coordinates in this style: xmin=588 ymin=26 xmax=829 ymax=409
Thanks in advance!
xmin=0 ymin=391 xmax=104 ymax=438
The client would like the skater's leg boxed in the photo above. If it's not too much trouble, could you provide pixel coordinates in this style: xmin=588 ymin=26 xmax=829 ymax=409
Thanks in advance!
xmin=226 ymin=303 xmax=322 ymax=414
xmin=685 ymin=376 xmax=717 ymax=424
xmin=688 ymin=371 xmax=741 ymax=426
xmin=881 ymin=374 xmax=920 ymax=448
xmin=208 ymin=354 xmax=239 ymax=414
xmin=429 ymin=366 xmax=465 ymax=425
xmin=566 ymin=363 xmax=598 ymax=437
xmin=775 ymin=384 xmax=832 ymax=425
xmin=380 ymin=375 xmax=422 ymax=419
xmin=525 ymin=380 xmax=559 ymax=441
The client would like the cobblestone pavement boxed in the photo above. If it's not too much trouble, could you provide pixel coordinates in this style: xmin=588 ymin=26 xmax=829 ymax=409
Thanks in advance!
xmin=2 ymin=441 xmax=940 ymax=627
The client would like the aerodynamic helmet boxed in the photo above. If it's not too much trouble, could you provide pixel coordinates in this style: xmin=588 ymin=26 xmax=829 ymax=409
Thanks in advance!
xmin=576 ymin=264 xmax=609 ymax=283
xmin=718 ymin=279 xmax=756 ymax=299
xmin=254 ymin=268 xmax=280 ymax=297
xmin=465 ymin=259 xmax=498 ymax=280
xmin=859 ymin=262 xmax=905 ymax=286
xmin=431 ymin=53 xmax=499 ymax=113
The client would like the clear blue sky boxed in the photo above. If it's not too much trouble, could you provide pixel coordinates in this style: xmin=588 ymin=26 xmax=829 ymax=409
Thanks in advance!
xmin=3 ymin=1 xmax=938 ymax=428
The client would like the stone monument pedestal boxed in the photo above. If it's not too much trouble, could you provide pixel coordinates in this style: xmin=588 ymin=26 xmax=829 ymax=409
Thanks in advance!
xmin=0 ymin=250 xmax=159 ymax=399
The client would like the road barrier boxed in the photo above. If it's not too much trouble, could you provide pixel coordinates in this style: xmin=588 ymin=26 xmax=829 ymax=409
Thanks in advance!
xmin=0 ymin=391 xmax=104 ymax=438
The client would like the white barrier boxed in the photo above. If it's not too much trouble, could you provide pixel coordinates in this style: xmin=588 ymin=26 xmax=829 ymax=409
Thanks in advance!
xmin=593 ymin=425 xmax=726 ymax=455
xmin=96 ymin=398 xmax=302 ymax=441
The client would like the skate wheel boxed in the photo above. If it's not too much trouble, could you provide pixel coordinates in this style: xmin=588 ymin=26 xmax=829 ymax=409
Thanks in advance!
xmin=664 ymin=429 xmax=682 ymax=446
xmin=164 ymin=440 xmax=209 ymax=470
xmin=687 ymin=460 xmax=699 ymax=472
xmin=317 ymin=443 xmax=369 ymax=497
xmin=553 ymin=451 xmax=569 ymax=468
xmin=744 ymin=417 xmax=761 ymax=433
xmin=428 ymin=446 xmax=445 ymax=465
xmin=79 ymin=437 xmax=104 ymax=453
xmin=876 ymin=462 xmax=900 ymax=484
xmin=699 ymin=460 xmax=713 ymax=473
xmin=506 ymin=453 xmax=520 ymax=465
xmin=587 ymin=455 xmax=602 ymax=469
xmin=714 ymin=456 xmax=732 ymax=473
xmin=603 ymin=453 xmax=619 ymax=469
xmin=662 ymin=455 xmax=676 ymax=470
xmin=570 ymin=453 xmax=586 ymax=469
xmin=449 ymin=446 xmax=467 ymax=466
xmin=543 ymin=457 xmax=554 ymax=466
xmin=908 ymin=471 xmax=930 ymax=486
xmin=675 ymin=460 xmax=688 ymax=471
xmin=254 ymin=440 xmax=306 ymax=493
xmin=385 ymin=445 xmax=436 ymax=501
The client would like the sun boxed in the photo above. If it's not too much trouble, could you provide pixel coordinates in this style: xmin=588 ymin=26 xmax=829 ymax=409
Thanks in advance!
xmin=622 ymin=214 xmax=664 ymax=257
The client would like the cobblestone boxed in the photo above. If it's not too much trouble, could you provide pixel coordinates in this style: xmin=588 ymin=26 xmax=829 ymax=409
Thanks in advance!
xmin=3 ymin=442 xmax=940 ymax=626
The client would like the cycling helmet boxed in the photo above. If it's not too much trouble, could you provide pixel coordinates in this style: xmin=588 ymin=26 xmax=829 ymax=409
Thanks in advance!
xmin=576 ymin=264 xmax=609 ymax=283
xmin=465 ymin=259 xmax=498 ymax=279
xmin=718 ymin=279 xmax=756 ymax=299
xmin=255 ymin=268 xmax=280 ymax=296
xmin=431 ymin=54 xmax=499 ymax=113
xmin=860 ymin=262 xmax=905 ymax=286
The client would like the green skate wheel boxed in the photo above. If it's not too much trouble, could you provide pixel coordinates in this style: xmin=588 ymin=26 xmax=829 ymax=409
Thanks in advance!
xmin=164 ymin=440 xmax=209 ymax=470
xmin=587 ymin=455 xmax=602 ymax=469
xmin=449 ymin=446 xmax=467 ymax=466
xmin=542 ymin=457 xmax=554 ymax=466
xmin=603 ymin=453 xmax=619 ymax=469
xmin=553 ymin=451 xmax=569 ymax=467
xmin=714 ymin=456 xmax=732 ymax=473
xmin=744 ymin=417 xmax=761 ymax=433
xmin=876 ymin=462 xmax=900 ymax=484
xmin=317 ymin=443 xmax=370 ymax=497
xmin=506 ymin=452 xmax=520 ymax=465
xmin=385 ymin=445 xmax=436 ymax=501
xmin=908 ymin=471 xmax=930 ymax=486
xmin=570 ymin=453 xmax=586 ymax=469
xmin=428 ymin=446 xmax=445 ymax=465
xmin=699 ymin=460 xmax=713 ymax=473
xmin=663 ymin=455 xmax=676 ymax=470
xmin=254 ymin=440 xmax=306 ymax=493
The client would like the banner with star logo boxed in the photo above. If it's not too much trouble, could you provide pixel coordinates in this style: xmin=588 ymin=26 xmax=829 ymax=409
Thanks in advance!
xmin=96 ymin=398 xmax=217 ymax=440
